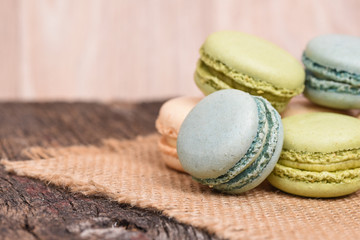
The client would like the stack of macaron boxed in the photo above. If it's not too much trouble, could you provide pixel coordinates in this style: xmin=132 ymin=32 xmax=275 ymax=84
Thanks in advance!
xmin=155 ymin=30 xmax=360 ymax=198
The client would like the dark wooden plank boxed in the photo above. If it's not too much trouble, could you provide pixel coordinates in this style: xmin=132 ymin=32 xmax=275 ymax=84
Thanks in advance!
xmin=0 ymin=102 xmax=219 ymax=240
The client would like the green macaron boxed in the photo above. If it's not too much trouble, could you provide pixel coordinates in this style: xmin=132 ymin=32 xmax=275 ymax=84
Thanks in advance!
xmin=268 ymin=112 xmax=360 ymax=198
xmin=194 ymin=31 xmax=305 ymax=112
xmin=177 ymin=89 xmax=284 ymax=194
xmin=302 ymin=34 xmax=360 ymax=109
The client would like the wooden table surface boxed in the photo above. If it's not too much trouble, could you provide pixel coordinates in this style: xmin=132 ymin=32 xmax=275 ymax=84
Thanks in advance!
xmin=0 ymin=102 xmax=218 ymax=240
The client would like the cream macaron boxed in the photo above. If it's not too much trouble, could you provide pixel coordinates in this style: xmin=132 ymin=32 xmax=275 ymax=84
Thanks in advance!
xmin=155 ymin=96 xmax=202 ymax=172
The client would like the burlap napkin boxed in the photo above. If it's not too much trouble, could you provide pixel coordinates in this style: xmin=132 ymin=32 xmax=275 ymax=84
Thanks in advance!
xmin=2 ymin=134 xmax=360 ymax=240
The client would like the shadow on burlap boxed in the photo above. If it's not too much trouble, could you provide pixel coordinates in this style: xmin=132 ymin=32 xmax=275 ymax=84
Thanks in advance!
xmin=1 ymin=134 xmax=360 ymax=240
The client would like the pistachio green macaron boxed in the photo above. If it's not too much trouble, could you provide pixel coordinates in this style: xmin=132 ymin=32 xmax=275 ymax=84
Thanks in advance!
xmin=268 ymin=112 xmax=360 ymax=198
xmin=195 ymin=31 xmax=305 ymax=112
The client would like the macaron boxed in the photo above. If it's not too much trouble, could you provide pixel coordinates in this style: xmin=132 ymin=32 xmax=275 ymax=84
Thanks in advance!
xmin=194 ymin=31 xmax=305 ymax=112
xmin=356 ymin=110 xmax=360 ymax=119
xmin=302 ymin=34 xmax=360 ymax=109
xmin=281 ymin=95 xmax=353 ymax=118
xmin=268 ymin=112 xmax=360 ymax=198
xmin=155 ymin=96 xmax=201 ymax=172
xmin=177 ymin=89 xmax=284 ymax=194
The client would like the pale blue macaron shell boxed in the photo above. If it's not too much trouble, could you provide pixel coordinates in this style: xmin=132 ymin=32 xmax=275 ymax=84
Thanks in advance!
xmin=177 ymin=89 xmax=258 ymax=179
xmin=177 ymin=89 xmax=283 ymax=194
xmin=302 ymin=34 xmax=360 ymax=109
xmin=213 ymin=98 xmax=283 ymax=193
xmin=304 ymin=34 xmax=360 ymax=76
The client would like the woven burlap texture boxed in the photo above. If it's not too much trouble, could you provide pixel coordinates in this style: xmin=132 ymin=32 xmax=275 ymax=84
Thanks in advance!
xmin=2 ymin=134 xmax=360 ymax=240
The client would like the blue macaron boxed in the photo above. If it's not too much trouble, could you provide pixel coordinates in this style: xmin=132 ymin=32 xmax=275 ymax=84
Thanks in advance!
xmin=302 ymin=34 xmax=360 ymax=109
xmin=177 ymin=89 xmax=284 ymax=194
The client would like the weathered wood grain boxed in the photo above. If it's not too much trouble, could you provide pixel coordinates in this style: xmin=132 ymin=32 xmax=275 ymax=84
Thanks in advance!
xmin=0 ymin=102 xmax=219 ymax=240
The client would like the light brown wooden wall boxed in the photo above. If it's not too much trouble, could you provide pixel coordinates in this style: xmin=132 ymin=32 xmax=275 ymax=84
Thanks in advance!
xmin=1 ymin=0 xmax=360 ymax=101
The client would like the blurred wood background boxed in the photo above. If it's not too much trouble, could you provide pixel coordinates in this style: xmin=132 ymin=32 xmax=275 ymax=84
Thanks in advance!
xmin=1 ymin=0 xmax=360 ymax=101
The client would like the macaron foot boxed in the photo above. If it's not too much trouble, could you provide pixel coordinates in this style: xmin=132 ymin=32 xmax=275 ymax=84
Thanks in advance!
xmin=268 ymin=167 xmax=360 ymax=198
xmin=304 ymin=86 xmax=360 ymax=109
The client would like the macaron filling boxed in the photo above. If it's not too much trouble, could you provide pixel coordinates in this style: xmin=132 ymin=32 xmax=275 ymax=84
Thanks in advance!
xmin=302 ymin=35 xmax=360 ymax=109
xmin=194 ymin=96 xmax=282 ymax=193
xmin=303 ymin=58 xmax=360 ymax=108
xmin=198 ymin=50 xmax=303 ymax=98
xmin=302 ymin=55 xmax=360 ymax=86
xmin=272 ymin=163 xmax=360 ymax=184
xmin=195 ymin=59 xmax=292 ymax=112
xmin=278 ymin=148 xmax=360 ymax=172
xmin=305 ymin=75 xmax=360 ymax=95
xmin=269 ymin=112 xmax=360 ymax=197
xmin=303 ymin=54 xmax=360 ymax=100
xmin=158 ymin=136 xmax=177 ymax=156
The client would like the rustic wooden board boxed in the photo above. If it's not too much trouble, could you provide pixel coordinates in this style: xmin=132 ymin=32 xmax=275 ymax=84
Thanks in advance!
xmin=0 ymin=102 xmax=219 ymax=240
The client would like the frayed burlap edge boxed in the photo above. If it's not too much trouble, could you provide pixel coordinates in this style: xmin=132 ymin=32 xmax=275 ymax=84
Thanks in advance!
xmin=1 ymin=135 xmax=236 ymax=239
